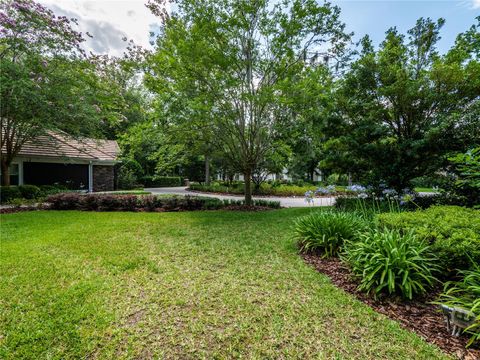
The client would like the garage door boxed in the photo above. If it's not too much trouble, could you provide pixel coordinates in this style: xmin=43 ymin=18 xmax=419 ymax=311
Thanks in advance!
xmin=23 ymin=162 xmax=89 ymax=190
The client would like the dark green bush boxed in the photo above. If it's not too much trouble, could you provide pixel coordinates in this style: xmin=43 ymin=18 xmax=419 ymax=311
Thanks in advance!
xmin=144 ymin=176 xmax=183 ymax=187
xmin=293 ymin=211 xmax=366 ymax=257
xmin=0 ymin=186 xmax=22 ymax=203
xmin=343 ymin=229 xmax=438 ymax=299
xmin=18 ymin=185 xmax=41 ymax=199
xmin=38 ymin=184 xmax=68 ymax=197
xmin=376 ymin=206 xmax=480 ymax=273
xmin=117 ymin=167 xmax=138 ymax=190
xmin=436 ymin=265 xmax=480 ymax=347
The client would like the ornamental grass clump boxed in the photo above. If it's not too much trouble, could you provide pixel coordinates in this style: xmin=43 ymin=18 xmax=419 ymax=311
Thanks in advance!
xmin=343 ymin=229 xmax=438 ymax=300
xmin=294 ymin=211 xmax=366 ymax=257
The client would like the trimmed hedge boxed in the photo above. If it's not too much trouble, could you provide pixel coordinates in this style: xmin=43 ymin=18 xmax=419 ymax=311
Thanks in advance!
xmin=1 ymin=184 xmax=69 ymax=204
xmin=143 ymin=176 xmax=183 ymax=187
xmin=46 ymin=193 xmax=280 ymax=211
xmin=376 ymin=206 xmax=480 ymax=274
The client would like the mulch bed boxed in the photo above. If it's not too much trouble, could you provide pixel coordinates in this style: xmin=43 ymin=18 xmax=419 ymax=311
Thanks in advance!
xmin=0 ymin=204 xmax=47 ymax=214
xmin=302 ymin=254 xmax=480 ymax=360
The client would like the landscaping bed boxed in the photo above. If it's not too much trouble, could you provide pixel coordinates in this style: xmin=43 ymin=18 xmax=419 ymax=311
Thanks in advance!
xmin=302 ymin=255 xmax=480 ymax=360
xmin=45 ymin=193 xmax=281 ymax=211
xmin=293 ymin=205 xmax=480 ymax=359
xmin=189 ymin=181 xmax=348 ymax=197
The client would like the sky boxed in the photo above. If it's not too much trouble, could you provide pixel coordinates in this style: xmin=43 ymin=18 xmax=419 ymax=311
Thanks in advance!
xmin=40 ymin=0 xmax=480 ymax=56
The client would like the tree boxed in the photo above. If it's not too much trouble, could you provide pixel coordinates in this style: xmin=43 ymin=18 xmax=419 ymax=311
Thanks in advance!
xmin=0 ymin=0 xmax=112 ymax=185
xmin=146 ymin=0 xmax=349 ymax=204
xmin=322 ymin=17 xmax=480 ymax=191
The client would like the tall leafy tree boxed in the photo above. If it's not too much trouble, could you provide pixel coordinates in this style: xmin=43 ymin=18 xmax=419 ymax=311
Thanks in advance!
xmin=146 ymin=0 xmax=349 ymax=204
xmin=322 ymin=17 xmax=480 ymax=190
xmin=0 ymin=0 xmax=113 ymax=185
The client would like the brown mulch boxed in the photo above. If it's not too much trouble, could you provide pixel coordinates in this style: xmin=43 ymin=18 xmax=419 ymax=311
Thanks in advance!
xmin=302 ymin=254 xmax=480 ymax=360
xmin=0 ymin=204 xmax=47 ymax=214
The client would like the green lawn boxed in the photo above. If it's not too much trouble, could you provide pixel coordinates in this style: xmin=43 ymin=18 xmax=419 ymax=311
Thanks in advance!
xmin=414 ymin=187 xmax=438 ymax=193
xmin=1 ymin=210 xmax=448 ymax=359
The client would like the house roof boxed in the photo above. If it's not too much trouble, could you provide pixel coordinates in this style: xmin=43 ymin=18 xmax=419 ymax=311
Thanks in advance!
xmin=10 ymin=131 xmax=119 ymax=162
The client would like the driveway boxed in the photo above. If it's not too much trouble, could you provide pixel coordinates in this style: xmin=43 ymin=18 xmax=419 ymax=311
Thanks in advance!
xmin=145 ymin=187 xmax=334 ymax=208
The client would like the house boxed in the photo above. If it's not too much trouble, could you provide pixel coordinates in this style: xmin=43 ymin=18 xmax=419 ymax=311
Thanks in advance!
xmin=2 ymin=131 xmax=120 ymax=192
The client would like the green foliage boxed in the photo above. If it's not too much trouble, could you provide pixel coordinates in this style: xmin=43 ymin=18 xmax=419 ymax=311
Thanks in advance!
xmin=145 ymin=0 xmax=350 ymax=204
xmin=443 ymin=147 xmax=480 ymax=208
xmin=321 ymin=18 xmax=480 ymax=191
xmin=18 ymin=185 xmax=41 ymax=200
xmin=343 ymin=229 xmax=438 ymax=299
xmin=117 ymin=167 xmax=138 ymax=190
xmin=376 ymin=206 xmax=480 ymax=273
xmin=0 ymin=186 xmax=21 ymax=203
xmin=436 ymin=266 xmax=480 ymax=347
xmin=334 ymin=196 xmax=401 ymax=216
xmin=293 ymin=211 xmax=366 ymax=257
xmin=144 ymin=176 xmax=183 ymax=187
xmin=38 ymin=185 xmax=68 ymax=197
xmin=190 ymin=181 xmax=349 ymax=197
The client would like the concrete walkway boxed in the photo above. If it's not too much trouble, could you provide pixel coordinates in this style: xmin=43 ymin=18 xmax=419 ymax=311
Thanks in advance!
xmin=145 ymin=187 xmax=334 ymax=208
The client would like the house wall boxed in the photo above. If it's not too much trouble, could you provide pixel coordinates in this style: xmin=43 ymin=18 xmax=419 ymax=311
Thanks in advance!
xmin=93 ymin=165 xmax=115 ymax=192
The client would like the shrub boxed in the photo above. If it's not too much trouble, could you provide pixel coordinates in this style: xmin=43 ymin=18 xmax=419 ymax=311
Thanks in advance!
xmin=343 ymin=229 xmax=438 ymax=300
xmin=293 ymin=211 xmax=366 ymax=257
xmin=117 ymin=167 xmax=138 ymax=190
xmin=46 ymin=193 xmax=279 ymax=212
xmin=144 ymin=176 xmax=183 ymax=187
xmin=436 ymin=265 xmax=480 ymax=347
xmin=0 ymin=186 xmax=22 ymax=203
xmin=38 ymin=184 xmax=68 ymax=197
xmin=377 ymin=206 xmax=480 ymax=273
xmin=18 ymin=185 xmax=41 ymax=199
xmin=46 ymin=193 xmax=84 ymax=210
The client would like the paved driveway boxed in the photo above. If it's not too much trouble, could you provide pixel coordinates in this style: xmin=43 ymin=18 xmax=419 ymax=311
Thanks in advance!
xmin=145 ymin=187 xmax=334 ymax=208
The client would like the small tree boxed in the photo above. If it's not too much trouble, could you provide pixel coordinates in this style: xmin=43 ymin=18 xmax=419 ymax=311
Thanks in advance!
xmin=0 ymin=0 xmax=107 ymax=185
xmin=146 ymin=0 xmax=349 ymax=204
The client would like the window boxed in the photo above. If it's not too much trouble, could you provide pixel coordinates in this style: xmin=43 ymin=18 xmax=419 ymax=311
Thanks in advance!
xmin=0 ymin=163 xmax=19 ymax=185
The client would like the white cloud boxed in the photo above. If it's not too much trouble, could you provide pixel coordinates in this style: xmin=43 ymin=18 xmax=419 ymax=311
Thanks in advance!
xmin=40 ymin=0 xmax=165 ymax=56
xmin=473 ymin=0 xmax=480 ymax=9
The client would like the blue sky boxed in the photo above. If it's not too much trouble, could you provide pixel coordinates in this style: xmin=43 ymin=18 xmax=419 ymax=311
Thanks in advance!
xmin=332 ymin=0 xmax=479 ymax=53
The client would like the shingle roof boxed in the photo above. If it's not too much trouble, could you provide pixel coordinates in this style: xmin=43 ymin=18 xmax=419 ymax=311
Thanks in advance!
xmin=10 ymin=131 xmax=119 ymax=162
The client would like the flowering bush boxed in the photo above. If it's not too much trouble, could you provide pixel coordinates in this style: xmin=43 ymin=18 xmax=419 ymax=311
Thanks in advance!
xmin=346 ymin=184 xmax=366 ymax=193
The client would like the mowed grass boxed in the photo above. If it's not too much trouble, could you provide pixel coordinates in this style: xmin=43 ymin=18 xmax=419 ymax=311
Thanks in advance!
xmin=0 ymin=209 xmax=448 ymax=359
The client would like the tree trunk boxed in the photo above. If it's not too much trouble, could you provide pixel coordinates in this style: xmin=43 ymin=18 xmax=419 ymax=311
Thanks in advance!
xmin=244 ymin=169 xmax=252 ymax=206
xmin=205 ymin=154 xmax=210 ymax=185
xmin=1 ymin=160 xmax=10 ymax=186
